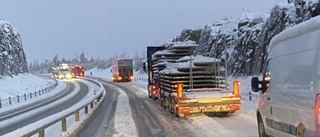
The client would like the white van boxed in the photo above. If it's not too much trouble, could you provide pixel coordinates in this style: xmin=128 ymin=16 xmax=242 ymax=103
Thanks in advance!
xmin=251 ymin=16 xmax=320 ymax=137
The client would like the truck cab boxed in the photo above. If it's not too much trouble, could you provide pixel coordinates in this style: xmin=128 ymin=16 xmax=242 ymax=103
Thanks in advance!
xmin=57 ymin=63 xmax=72 ymax=79
xmin=70 ymin=65 xmax=84 ymax=78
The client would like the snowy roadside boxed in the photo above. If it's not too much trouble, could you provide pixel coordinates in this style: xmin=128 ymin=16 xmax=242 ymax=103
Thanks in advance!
xmin=0 ymin=74 xmax=65 ymax=115
xmin=4 ymin=78 xmax=103 ymax=137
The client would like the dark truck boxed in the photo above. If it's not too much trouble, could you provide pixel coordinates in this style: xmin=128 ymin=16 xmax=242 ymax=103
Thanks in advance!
xmin=144 ymin=42 xmax=242 ymax=117
xmin=112 ymin=58 xmax=134 ymax=82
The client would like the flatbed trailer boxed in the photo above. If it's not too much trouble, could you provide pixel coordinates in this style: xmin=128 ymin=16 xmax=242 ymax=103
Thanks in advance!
xmin=146 ymin=42 xmax=242 ymax=117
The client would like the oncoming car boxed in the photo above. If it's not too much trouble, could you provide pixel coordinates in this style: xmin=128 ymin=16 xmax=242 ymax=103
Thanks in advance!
xmin=57 ymin=63 xmax=72 ymax=79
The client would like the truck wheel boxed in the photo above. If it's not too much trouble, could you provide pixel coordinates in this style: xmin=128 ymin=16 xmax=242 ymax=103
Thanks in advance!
xmin=258 ymin=114 xmax=269 ymax=137
xmin=163 ymin=98 xmax=167 ymax=109
xmin=160 ymin=98 xmax=164 ymax=107
xmin=148 ymin=93 xmax=152 ymax=98
xmin=174 ymin=107 xmax=180 ymax=117
xmin=169 ymin=101 xmax=174 ymax=114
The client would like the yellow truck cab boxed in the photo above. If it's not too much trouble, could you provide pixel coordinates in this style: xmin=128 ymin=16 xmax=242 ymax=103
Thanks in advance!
xmin=251 ymin=16 xmax=320 ymax=137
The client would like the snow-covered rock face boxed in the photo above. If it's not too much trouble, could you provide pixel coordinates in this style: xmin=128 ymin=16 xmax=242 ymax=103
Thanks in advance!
xmin=0 ymin=20 xmax=28 ymax=76
xmin=173 ymin=0 xmax=320 ymax=76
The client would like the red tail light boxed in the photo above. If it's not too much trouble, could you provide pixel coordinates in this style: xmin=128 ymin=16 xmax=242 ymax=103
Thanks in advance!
xmin=316 ymin=94 xmax=320 ymax=131
xmin=230 ymin=104 xmax=241 ymax=110
xmin=152 ymin=90 xmax=157 ymax=95
xmin=180 ymin=108 xmax=190 ymax=113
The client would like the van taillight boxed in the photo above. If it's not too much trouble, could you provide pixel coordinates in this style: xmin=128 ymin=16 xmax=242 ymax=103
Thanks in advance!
xmin=316 ymin=94 xmax=320 ymax=131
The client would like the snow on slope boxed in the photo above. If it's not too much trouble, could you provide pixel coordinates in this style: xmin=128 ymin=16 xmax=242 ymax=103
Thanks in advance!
xmin=0 ymin=74 xmax=55 ymax=99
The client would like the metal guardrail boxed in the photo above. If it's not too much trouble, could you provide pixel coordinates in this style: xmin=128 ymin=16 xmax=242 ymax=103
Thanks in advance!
xmin=0 ymin=80 xmax=58 ymax=108
xmin=14 ymin=78 xmax=105 ymax=137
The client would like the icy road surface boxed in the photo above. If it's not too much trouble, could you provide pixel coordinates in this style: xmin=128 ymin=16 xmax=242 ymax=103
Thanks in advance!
xmin=129 ymin=82 xmax=259 ymax=137
xmin=76 ymin=77 xmax=258 ymax=137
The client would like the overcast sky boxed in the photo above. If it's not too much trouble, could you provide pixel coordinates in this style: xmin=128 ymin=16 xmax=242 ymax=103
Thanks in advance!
xmin=0 ymin=0 xmax=286 ymax=63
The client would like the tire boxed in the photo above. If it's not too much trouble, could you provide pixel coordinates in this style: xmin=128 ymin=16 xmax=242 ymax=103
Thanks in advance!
xmin=169 ymin=100 xmax=174 ymax=114
xmin=258 ymin=114 xmax=269 ymax=137
xmin=148 ymin=91 xmax=152 ymax=98
xmin=175 ymin=108 xmax=179 ymax=117
xmin=163 ymin=98 xmax=167 ymax=109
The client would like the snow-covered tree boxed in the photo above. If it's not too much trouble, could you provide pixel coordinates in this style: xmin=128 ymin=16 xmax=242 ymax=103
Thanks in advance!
xmin=79 ymin=52 xmax=88 ymax=63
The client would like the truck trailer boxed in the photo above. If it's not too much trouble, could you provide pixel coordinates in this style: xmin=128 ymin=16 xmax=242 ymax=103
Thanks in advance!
xmin=145 ymin=42 xmax=242 ymax=117
xmin=112 ymin=58 xmax=134 ymax=82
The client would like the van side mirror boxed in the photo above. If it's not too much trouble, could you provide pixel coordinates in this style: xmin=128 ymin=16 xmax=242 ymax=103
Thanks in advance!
xmin=111 ymin=69 xmax=113 ymax=72
xmin=251 ymin=77 xmax=261 ymax=92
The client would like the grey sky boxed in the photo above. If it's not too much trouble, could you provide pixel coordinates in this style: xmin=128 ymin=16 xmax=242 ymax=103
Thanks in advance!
xmin=0 ymin=0 xmax=285 ymax=62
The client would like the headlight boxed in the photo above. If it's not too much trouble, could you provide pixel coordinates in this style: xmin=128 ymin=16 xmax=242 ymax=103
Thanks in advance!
xmin=66 ymin=74 xmax=72 ymax=79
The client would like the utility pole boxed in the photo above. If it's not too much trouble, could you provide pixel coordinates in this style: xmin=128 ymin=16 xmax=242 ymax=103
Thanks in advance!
xmin=189 ymin=56 xmax=193 ymax=89
xmin=224 ymin=38 xmax=229 ymax=89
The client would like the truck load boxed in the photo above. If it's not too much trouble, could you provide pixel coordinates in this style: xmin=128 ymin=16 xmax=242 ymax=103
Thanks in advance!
xmin=145 ymin=42 xmax=242 ymax=117
xmin=112 ymin=58 xmax=134 ymax=82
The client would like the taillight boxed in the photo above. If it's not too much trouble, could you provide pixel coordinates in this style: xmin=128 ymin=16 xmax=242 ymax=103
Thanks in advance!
xmin=233 ymin=80 xmax=240 ymax=95
xmin=316 ymin=94 xmax=320 ymax=131
xmin=177 ymin=83 xmax=183 ymax=98
xmin=152 ymin=90 xmax=157 ymax=95
xmin=230 ymin=104 xmax=240 ymax=110
xmin=180 ymin=108 xmax=190 ymax=113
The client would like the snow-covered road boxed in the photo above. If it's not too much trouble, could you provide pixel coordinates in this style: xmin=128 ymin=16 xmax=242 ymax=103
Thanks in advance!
xmin=77 ymin=77 xmax=259 ymax=137
xmin=0 ymin=69 xmax=259 ymax=137
xmin=128 ymin=81 xmax=259 ymax=137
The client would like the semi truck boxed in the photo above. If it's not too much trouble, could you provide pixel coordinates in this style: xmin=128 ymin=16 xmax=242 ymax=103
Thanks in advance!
xmin=57 ymin=63 xmax=72 ymax=79
xmin=112 ymin=58 xmax=134 ymax=82
xmin=144 ymin=42 xmax=242 ymax=117
xmin=70 ymin=65 xmax=85 ymax=78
